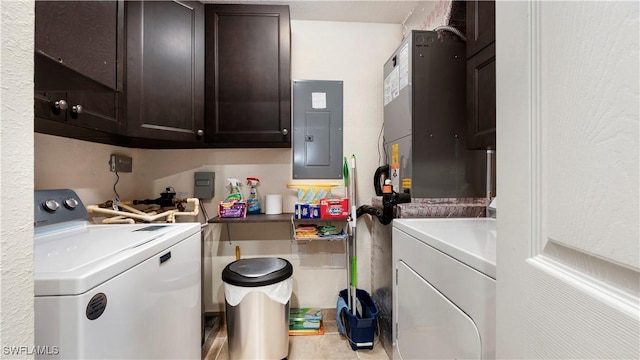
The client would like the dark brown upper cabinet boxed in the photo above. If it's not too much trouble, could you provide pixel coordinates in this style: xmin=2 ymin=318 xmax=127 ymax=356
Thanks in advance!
xmin=205 ymin=5 xmax=291 ymax=148
xmin=126 ymin=1 xmax=205 ymax=146
xmin=467 ymin=42 xmax=496 ymax=150
xmin=466 ymin=0 xmax=495 ymax=60
xmin=35 ymin=1 xmax=120 ymax=90
xmin=466 ymin=0 xmax=496 ymax=150
xmin=34 ymin=1 xmax=125 ymax=139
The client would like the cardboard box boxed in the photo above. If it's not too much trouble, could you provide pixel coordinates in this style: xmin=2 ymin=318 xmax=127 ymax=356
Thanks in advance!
xmin=319 ymin=198 xmax=349 ymax=219
xmin=289 ymin=308 xmax=322 ymax=330
xmin=289 ymin=322 xmax=325 ymax=336
xmin=289 ymin=319 xmax=322 ymax=330
xmin=294 ymin=203 xmax=320 ymax=219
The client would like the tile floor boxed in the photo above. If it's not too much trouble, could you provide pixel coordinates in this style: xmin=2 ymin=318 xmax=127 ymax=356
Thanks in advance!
xmin=202 ymin=309 xmax=389 ymax=360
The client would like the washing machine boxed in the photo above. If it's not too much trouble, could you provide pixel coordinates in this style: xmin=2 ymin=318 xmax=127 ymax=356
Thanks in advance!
xmin=34 ymin=189 xmax=202 ymax=359
xmin=392 ymin=218 xmax=496 ymax=359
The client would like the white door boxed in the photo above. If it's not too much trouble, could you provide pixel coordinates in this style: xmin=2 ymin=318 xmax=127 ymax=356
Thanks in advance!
xmin=496 ymin=1 xmax=639 ymax=358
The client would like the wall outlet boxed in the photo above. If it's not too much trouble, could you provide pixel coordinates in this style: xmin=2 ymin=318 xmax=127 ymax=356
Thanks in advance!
xmin=110 ymin=154 xmax=132 ymax=173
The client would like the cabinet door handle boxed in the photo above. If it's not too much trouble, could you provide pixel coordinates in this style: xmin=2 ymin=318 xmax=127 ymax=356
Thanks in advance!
xmin=196 ymin=129 xmax=204 ymax=137
xmin=53 ymin=99 xmax=68 ymax=110
xmin=281 ymin=128 xmax=288 ymax=136
xmin=71 ymin=104 xmax=83 ymax=114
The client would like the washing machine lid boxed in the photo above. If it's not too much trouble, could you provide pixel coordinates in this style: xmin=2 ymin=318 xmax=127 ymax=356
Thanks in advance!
xmin=34 ymin=222 xmax=200 ymax=296
xmin=393 ymin=218 xmax=496 ymax=279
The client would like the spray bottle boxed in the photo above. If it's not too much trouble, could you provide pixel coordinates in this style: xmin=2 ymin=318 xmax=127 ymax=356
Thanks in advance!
xmin=225 ymin=178 xmax=243 ymax=202
xmin=246 ymin=177 xmax=261 ymax=215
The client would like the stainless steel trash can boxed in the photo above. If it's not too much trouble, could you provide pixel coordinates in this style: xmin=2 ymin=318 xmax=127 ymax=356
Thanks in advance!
xmin=222 ymin=257 xmax=293 ymax=360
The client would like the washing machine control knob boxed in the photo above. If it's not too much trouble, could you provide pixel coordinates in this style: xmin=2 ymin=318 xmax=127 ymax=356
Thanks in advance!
xmin=43 ymin=199 xmax=60 ymax=212
xmin=64 ymin=198 xmax=79 ymax=209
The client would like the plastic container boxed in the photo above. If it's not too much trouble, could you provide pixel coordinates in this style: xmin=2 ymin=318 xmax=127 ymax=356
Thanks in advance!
xmin=219 ymin=178 xmax=246 ymax=218
xmin=338 ymin=289 xmax=379 ymax=350
xmin=246 ymin=178 xmax=261 ymax=215
xmin=225 ymin=178 xmax=243 ymax=201
xmin=222 ymin=258 xmax=293 ymax=360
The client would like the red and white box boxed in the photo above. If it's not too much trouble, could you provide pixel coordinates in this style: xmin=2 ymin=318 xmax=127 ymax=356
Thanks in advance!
xmin=319 ymin=198 xmax=349 ymax=219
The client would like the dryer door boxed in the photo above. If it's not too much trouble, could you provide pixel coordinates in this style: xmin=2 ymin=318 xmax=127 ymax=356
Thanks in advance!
xmin=395 ymin=261 xmax=481 ymax=359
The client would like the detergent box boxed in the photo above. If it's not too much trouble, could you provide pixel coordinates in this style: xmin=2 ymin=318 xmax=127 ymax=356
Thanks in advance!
xmin=319 ymin=198 xmax=349 ymax=219
xmin=294 ymin=203 xmax=321 ymax=219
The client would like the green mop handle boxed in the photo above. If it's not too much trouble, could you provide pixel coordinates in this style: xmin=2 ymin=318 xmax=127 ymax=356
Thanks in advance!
xmin=343 ymin=157 xmax=352 ymax=310
xmin=350 ymin=154 xmax=357 ymax=289
xmin=343 ymin=157 xmax=349 ymax=198
xmin=351 ymin=257 xmax=357 ymax=287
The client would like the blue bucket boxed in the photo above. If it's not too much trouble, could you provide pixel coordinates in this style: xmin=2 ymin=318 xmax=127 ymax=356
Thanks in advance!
xmin=337 ymin=289 xmax=379 ymax=350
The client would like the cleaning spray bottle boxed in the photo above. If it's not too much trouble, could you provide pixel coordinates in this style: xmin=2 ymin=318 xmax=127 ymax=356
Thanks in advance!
xmin=225 ymin=178 xmax=243 ymax=202
xmin=246 ymin=177 xmax=261 ymax=215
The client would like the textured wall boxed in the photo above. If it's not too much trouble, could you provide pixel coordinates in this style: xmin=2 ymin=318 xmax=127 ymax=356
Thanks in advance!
xmin=0 ymin=0 xmax=35 ymax=358
xmin=402 ymin=0 xmax=452 ymax=35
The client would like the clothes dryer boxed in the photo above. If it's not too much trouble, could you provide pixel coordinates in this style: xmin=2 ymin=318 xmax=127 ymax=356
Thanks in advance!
xmin=392 ymin=218 xmax=496 ymax=359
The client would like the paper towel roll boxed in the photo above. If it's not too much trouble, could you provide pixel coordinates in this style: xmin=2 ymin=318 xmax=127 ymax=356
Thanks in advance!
xmin=265 ymin=194 xmax=283 ymax=215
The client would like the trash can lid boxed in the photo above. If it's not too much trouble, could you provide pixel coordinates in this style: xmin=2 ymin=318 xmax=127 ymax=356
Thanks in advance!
xmin=222 ymin=257 xmax=293 ymax=287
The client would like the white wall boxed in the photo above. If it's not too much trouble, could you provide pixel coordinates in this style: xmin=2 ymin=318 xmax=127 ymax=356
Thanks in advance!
xmin=0 ymin=0 xmax=35 ymax=356
xmin=34 ymin=134 xmax=140 ymax=205
xmin=34 ymin=20 xmax=402 ymax=311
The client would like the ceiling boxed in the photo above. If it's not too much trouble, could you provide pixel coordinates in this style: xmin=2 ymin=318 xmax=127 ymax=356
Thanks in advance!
xmin=205 ymin=0 xmax=420 ymax=24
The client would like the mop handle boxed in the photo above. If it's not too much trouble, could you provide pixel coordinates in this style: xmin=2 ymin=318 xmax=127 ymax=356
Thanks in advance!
xmin=343 ymin=157 xmax=352 ymax=312
xmin=349 ymin=155 xmax=357 ymax=314
xmin=350 ymin=155 xmax=357 ymax=229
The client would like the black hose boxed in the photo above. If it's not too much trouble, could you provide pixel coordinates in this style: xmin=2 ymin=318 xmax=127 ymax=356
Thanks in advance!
xmin=356 ymin=205 xmax=393 ymax=225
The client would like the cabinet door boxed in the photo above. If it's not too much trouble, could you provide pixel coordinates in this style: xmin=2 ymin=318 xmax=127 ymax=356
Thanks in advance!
xmin=466 ymin=43 xmax=496 ymax=150
xmin=34 ymin=90 xmax=122 ymax=135
xmin=66 ymin=92 xmax=122 ymax=134
xmin=205 ymin=5 xmax=291 ymax=148
xmin=466 ymin=0 xmax=495 ymax=59
xmin=35 ymin=1 xmax=125 ymax=138
xmin=35 ymin=1 xmax=119 ymax=90
xmin=34 ymin=92 xmax=67 ymax=124
xmin=126 ymin=1 xmax=205 ymax=144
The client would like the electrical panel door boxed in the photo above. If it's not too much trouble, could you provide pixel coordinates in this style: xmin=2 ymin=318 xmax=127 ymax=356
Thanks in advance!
xmin=292 ymin=80 xmax=343 ymax=179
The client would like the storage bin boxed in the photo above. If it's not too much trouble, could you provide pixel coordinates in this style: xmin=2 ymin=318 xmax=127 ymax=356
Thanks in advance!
xmin=338 ymin=289 xmax=379 ymax=350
